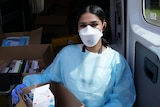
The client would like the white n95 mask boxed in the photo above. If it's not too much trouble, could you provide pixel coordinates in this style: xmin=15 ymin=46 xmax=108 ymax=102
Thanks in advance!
xmin=79 ymin=25 xmax=103 ymax=47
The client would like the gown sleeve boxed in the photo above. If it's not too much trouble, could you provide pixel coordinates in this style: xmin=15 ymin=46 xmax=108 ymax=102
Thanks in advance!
xmin=102 ymin=54 xmax=136 ymax=107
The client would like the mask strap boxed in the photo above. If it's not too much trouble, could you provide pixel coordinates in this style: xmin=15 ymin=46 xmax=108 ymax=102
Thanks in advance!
xmin=98 ymin=45 xmax=103 ymax=54
xmin=82 ymin=45 xmax=86 ymax=52
xmin=82 ymin=45 xmax=103 ymax=54
xmin=102 ymin=38 xmax=108 ymax=48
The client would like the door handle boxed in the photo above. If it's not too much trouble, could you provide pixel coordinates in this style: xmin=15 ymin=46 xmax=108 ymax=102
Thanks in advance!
xmin=144 ymin=57 xmax=158 ymax=84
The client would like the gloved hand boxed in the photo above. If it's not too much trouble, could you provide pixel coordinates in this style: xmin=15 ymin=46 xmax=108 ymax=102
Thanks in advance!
xmin=11 ymin=84 xmax=27 ymax=104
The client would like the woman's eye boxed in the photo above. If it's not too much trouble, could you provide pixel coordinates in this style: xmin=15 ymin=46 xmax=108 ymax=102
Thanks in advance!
xmin=90 ymin=23 xmax=98 ymax=27
xmin=80 ymin=25 xmax=87 ymax=28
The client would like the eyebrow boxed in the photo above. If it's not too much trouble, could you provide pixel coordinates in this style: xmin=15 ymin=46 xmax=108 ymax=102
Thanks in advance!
xmin=78 ymin=21 xmax=98 ymax=25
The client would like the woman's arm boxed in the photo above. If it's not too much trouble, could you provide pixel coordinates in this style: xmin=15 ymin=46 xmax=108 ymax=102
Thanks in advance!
xmin=22 ymin=49 xmax=63 ymax=86
xmin=103 ymin=55 xmax=136 ymax=107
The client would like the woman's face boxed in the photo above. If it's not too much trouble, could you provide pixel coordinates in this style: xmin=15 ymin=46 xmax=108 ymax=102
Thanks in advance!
xmin=78 ymin=12 xmax=106 ymax=32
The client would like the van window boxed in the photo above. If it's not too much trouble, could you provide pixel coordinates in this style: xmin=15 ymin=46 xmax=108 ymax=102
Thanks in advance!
xmin=143 ymin=0 xmax=160 ymax=26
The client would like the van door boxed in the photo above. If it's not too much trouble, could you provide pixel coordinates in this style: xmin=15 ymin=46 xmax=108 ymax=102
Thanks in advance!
xmin=110 ymin=0 xmax=125 ymax=55
xmin=126 ymin=0 xmax=160 ymax=107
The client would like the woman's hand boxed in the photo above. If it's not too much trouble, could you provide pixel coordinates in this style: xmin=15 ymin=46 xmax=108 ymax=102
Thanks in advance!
xmin=11 ymin=84 xmax=27 ymax=104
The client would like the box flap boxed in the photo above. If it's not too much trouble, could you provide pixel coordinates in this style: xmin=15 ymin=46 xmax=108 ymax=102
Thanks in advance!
xmin=29 ymin=27 xmax=43 ymax=44
xmin=3 ymin=31 xmax=30 ymax=38
xmin=50 ymin=82 xmax=84 ymax=107
xmin=16 ymin=93 xmax=27 ymax=107
xmin=0 ymin=26 xmax=4 ymax=45
xmin=0 ymin=44 xmax=48 ymax=59
xmin=0 ymin=27 xmax=42 ymax=45
xmin=0 ymin=44 xmax=53 ymax=67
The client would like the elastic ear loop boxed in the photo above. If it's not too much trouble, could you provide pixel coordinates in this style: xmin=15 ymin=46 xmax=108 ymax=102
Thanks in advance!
xmin=23 ymin=94 xmax=29 ymax=101
xmin=22 ymin=94 xmax=33 ymax=106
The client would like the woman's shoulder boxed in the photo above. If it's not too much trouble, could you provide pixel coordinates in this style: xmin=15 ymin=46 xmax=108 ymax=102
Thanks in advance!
xmin=105 ymin=46 xmax=126 ymax=62
xmin=104 ymin=46 xmax=120 ymax=56
xmin=57 ymin=44 xmax=82 ymax=55
xmin=62 ymin=44 xmax=81 ymax=51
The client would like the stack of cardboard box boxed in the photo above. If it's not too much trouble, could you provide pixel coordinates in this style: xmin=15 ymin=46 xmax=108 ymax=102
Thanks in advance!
xmin=34 ymin=0 xmax=71 ymax=37
xmin=0 ymin=27 xmax=54 ymax=91
xmin=0 ymin=27 xmax=54 ymax=106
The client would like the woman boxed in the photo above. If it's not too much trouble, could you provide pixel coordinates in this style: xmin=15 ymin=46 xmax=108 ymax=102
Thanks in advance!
xmin=12 ymin=5 xmax=136 ymax=107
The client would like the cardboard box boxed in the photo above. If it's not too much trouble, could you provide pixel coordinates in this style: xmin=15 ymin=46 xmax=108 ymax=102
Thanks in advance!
xmin=0 ymin=44 xmax=53 ymax=68
xmin=35 ymin=15 xmax=67 ymax=25
xmin=35 ymin=15 xmax=69 ymax=36
xmin=40 ymin=0 xmax=71 ymax=14
xmin=0 ymin=44 xmax=54 ymax=91
xmin=42 ymin=25 xmax=70 ymax=36
xmin=16 ymin=82 xmax=84 ymax=107
xmin=0 ymin=27 xmax=43 ymax=46
xmin=52 ymin=6 xmax=70 ymax=15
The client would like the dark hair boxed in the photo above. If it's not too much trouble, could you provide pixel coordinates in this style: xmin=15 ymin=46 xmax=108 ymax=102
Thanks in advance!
xmin=77 ymin=5 xmax=106 ymax=24
xmin=72 ymin=5 xmax=106 ymax=34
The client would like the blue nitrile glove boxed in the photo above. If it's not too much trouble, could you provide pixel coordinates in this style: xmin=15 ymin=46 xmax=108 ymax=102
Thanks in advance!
xmin=11 ymin=84 xmax=27 ymax=104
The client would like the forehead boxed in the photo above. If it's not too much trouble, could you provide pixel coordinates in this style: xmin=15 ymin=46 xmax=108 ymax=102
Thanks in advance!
xmin=78 ymin=12 xmax=101 ymax=24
